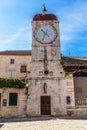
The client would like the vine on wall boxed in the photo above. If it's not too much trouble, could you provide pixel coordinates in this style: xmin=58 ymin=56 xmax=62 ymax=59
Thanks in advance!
xmin=0 ymin=78 xmax=26 ymax=89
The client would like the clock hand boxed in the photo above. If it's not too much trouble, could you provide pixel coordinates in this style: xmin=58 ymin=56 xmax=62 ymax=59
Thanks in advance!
xmin=46 ymin=33 xmax=49 ymax=37
xmin=45 ymin=29 xmax=49 ymax=37
xmin=41 ymin=29 xmax=46 ymax=41
xmin=41 ymin=29 xmax=49 ymax=36
xmin=41 ymin=29 xmax=45 ymax=34
xmin=41 ymin=29 xmax=49 ymax=41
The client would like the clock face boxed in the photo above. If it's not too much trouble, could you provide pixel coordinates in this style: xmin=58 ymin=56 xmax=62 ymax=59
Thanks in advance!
xmin=35 ymin=25 xmax=57 ymax=44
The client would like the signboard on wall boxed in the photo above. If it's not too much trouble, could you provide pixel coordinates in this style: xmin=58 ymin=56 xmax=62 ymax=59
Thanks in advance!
xmin=3 ymin=99 xmax=7 ymax=106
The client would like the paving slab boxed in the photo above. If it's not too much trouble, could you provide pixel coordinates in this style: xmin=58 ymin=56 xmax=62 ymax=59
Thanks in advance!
xmin=0 ymin=116 xmax=87 ymax=130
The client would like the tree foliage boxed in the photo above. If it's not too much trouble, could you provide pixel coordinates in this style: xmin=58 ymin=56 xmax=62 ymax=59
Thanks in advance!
xmin=0 ymin=78 xmax=26 ymax=89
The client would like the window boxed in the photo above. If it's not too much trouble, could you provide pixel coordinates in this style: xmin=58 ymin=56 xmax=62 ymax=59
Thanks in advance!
xmin=9 ymin=71 xmax=14 ymax=78
xmin=9 ymin=93 xmax=18 ymax=106
xmin=10 ymin=59 xmax=14 ymax=64
xmin=20 ymin=65 xmax=27 ymax=73
xmin=66 ymin=96 xmax=71 ymax=104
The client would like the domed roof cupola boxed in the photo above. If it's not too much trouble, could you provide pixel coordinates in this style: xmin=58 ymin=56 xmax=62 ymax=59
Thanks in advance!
xmin=33 ymin=5 xmax=58 ymax=21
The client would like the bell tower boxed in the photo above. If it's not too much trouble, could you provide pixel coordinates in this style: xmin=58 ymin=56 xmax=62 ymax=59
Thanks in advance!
xmin=27 ymin=7 xmax=66 ymax=116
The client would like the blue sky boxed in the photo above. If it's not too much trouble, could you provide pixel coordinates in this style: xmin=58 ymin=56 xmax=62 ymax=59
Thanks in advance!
xmin=0 ymin=0 xmax=87 ymax=56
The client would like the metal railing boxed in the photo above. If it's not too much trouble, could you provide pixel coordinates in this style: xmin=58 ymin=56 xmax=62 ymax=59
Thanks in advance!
xmin=75 ymin=98 xmax=87 ymax=105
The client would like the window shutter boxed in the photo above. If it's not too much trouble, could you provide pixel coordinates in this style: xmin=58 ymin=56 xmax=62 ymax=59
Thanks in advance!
xmin=9 ymin=93 xmax=18 ymax=106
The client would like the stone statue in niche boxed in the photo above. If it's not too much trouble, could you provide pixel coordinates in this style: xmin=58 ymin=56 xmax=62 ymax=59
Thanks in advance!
xmin=44 ymin=82 xmax=47 ymax=93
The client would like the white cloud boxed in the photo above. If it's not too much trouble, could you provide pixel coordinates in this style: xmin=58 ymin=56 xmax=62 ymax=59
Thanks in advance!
xmin=56 ymin=1 xmax=87 ymax=43
xmin=0 ymin=24 xmax=32 ymax=50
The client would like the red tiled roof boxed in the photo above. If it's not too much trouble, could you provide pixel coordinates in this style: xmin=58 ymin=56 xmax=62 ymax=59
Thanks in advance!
xmin=33 ymin=14 xmax=58 ymax=21
xmin=0 ymin=50 xmax=31 ymax=55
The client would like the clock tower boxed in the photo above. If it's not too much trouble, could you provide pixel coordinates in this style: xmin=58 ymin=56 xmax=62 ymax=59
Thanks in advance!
xmin=27 ymin=7 xmax=67 ymax=116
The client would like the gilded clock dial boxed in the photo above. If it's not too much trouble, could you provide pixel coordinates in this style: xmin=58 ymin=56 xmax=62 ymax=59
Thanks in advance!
xmin=35 ymin=25 xmax=56 ymax=43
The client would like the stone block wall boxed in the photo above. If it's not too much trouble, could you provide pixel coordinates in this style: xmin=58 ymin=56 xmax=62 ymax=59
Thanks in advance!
xmin=0 ymin=88 xmax=27 ymax=118
xmin=27 ymin=78 xmax=67 ymax=116
xmin=65 ymin=73 xmax=75 ymax=116
xmin=0 ymin=55 xmax=31 ymax=79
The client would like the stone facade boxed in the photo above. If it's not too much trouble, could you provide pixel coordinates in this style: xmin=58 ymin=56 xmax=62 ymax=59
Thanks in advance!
xmin=27 ymin=16 xmax=67 ymax=116
xmin=0 ymin=88 xmax=26 ymax=118
xmin=0 ymin=11 xmax=87 ymax=118
xmin=0 ymin=54 xmax=31 ymax=79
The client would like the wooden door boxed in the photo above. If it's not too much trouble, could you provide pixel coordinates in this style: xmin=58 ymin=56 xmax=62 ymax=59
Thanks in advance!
xmin=41 ymin=96 xmax=51 ymax=115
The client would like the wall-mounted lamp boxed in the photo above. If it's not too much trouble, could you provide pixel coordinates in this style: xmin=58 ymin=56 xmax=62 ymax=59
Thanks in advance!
xmin=26 ymin=83 xmax=29 ymax=94
xmin=25 ymin=71 xmax=31 ymax=97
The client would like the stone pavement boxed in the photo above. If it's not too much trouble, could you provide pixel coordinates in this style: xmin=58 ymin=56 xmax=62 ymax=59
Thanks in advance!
xmin=0 ymin=116 xmax=87 ymax=130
